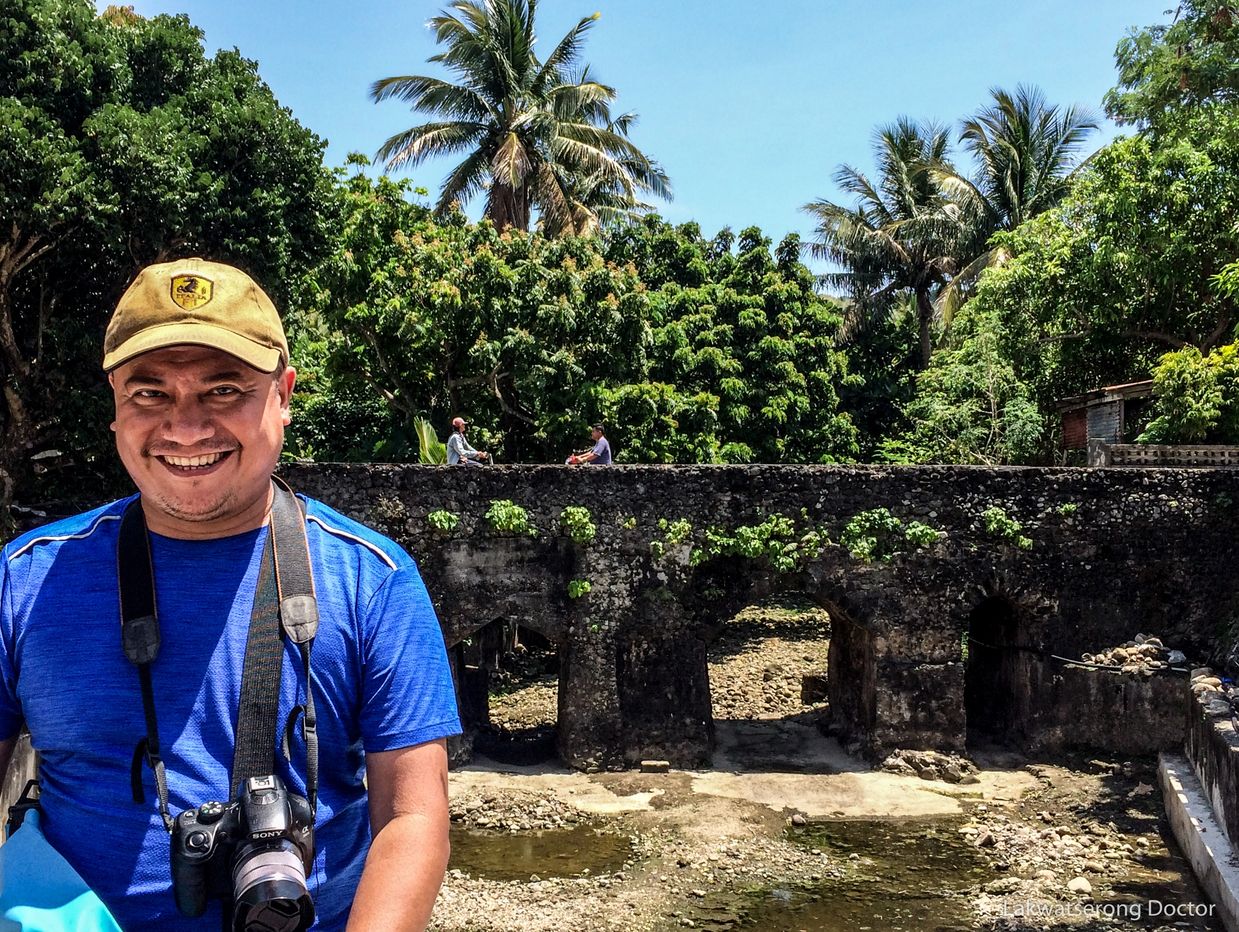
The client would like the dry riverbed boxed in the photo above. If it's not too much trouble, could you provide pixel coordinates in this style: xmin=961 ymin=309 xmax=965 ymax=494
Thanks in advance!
xmin=434 ymin=603 xmax=1217 ymax=931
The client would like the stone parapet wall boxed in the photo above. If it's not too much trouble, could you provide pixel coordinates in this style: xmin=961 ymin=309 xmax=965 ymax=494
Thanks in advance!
xmin=1185 ymin=675 xmax=1239 ymax=848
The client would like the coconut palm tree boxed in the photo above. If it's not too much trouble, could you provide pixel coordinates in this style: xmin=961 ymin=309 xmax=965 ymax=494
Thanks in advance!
xmin=933 ymin=85 xmax=1099 ymax=322
xmin=370 ymin=0 xmax=669 ymax=234
xmin=803 ymin=118 xmax=964 ymax=368
xmin=540 ymin=109 xmax=671 ymax=237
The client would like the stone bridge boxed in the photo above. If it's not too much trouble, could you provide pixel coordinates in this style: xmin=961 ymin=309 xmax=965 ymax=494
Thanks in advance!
xmin=282 ymin=464 xmax=1239 ymax=770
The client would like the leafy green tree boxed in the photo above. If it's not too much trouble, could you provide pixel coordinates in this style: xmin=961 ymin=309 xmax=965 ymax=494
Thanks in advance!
xmin=835 ymin=300 xmax=920 ymax=460
xmin=370 ymin=0 xmax=668 ymax=234
xmin=299 ymin=168 xmax=857 ymax=464
xmin=1105 ymin=1 xmax=1239 ymax=130
xmin=0 ymin=0 xmax=335 ymax=515
xmin=879 ymin=304 xmax=1044 ymax=465
xmin=1139 ymin=343 xmax=1239 ymax=443
xmin=803 ymin=118 xmax=962 ymax=368
xmin=932 ymin=86 xmax=1099 ymax=320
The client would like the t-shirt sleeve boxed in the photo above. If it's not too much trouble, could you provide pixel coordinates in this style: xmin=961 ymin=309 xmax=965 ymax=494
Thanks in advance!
xmin=359 ymin=563 xmax=461 ymax=752
xmin=0 ymin=558 xmax=22 ymax=740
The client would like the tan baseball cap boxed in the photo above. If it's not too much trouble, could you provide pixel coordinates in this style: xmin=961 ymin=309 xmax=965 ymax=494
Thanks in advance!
xmin=102 ymin=257 xmax=288 ymax=372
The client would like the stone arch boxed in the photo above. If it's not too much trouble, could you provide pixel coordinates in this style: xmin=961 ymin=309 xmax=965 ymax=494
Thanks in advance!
xmin=703 ymin=586 xmax=833 ymax=772
xmin=448 ymin=615 xmax=566 ymax=765
xmin=610 ymin=554 xmax=886 ymax=768
xmin=957 ymin=573 xmax=1056 ymax=749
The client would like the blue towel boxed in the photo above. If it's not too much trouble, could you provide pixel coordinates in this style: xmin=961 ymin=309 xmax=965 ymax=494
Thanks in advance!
xmin=0 ymin=810 xmax=122 ymax=932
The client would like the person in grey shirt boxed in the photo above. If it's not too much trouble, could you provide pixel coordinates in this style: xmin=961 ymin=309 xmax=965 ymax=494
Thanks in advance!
xmin=447 ymin=416 xmax=489 ymax=465
xmin=568 ymin=424 xmax=612 ymax=465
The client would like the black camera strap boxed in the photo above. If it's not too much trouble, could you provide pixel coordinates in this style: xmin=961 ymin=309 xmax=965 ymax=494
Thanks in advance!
xmin=119 ymin=479 xmax=320 ymax=833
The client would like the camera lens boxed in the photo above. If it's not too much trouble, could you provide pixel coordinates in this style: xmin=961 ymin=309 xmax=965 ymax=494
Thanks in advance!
xmin=231 ymin=840 xmax=314 ymax=932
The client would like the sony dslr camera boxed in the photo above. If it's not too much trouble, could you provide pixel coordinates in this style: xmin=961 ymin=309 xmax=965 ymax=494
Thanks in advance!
xmin=171 ymin=775 xmax=315 ymax=932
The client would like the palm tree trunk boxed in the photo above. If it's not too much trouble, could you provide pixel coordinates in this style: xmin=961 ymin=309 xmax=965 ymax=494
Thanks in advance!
xmin=915 ymin=288 xmax=935 ymax=369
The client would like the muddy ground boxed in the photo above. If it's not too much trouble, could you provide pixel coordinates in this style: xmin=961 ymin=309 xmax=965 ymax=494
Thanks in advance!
xmin=433 ymin=602 xmax=1218 ymax=932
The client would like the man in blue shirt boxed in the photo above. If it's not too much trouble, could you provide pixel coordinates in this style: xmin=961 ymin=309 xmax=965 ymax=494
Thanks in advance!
xmin=568 ymin=424 xmax=612 ymax=465
xmin=0 ymin=258 xmax=461 ymax=930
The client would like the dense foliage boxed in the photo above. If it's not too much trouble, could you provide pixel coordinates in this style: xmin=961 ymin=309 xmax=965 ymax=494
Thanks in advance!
xmin=290 ymin=164 xmax=859 ymax=465
xmin=0 ymin=0 xmax=335 ymax=515
xmin=6 ymin=0 xmax=1239 ymax=523
xmin=1105 ymin=0 xmax=1239 ymax=130
xmin=883 ymin=101 xmax=1239 ymax=462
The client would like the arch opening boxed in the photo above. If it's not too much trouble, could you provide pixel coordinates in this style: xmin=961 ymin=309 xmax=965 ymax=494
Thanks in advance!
xmin=965 ymin=596 xmax=1024 ymax=748
xmin=706 ymin=593 xmax=836 ymax=772
xmin=453 ymin=620 xmax=562 ymax=766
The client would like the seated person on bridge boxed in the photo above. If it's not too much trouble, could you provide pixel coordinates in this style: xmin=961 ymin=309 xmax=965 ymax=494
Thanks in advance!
xmin=567 ymin=424 xmax=612 ymax=465
xmin=447 ymin=416 xmax=489 ymax=465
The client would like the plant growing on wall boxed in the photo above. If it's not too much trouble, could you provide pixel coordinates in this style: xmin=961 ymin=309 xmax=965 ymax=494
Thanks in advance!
xmin=560 ymin=506 xmax=597 ymax=545
xmin=692 ymin=513 xmax=829 ymax=573
xmin=903 ymin=520 xmax=944 ymax=549
xmin=650 ymin=517 xmax=693 ymax=560
xmin=841 ymin=508 xmax=943 ymax=562
xmin=568 ymin=578 xmax=592 ymax=599
xmin=981 ymin=505 xmax=1032 ymax=549
xmin=426 ymin=509 xmax=460 ymax=534
xmin=485 ymin=499 xmax=539 ymax=537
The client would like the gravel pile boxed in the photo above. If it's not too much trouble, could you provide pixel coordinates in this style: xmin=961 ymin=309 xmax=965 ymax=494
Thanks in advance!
xmin=1081 ymin=633 xmax=1187 ymax=675
xmin=488 ymin=674 xmax=558 ymax=732
xmin=450 ymin=787 xmax=593 ymax=831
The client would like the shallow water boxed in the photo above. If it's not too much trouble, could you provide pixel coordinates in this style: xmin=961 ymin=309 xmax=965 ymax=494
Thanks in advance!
xmin=733 ymin=819 xmax=985 ymax=932
xmin=449 ymin=823 xmax=632 ymax=882
xmin=684 ymin=818 xmax=1221 ymax=932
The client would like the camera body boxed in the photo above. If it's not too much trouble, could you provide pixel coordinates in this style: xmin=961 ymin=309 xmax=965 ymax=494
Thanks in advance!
xmin=171 ymin=774 xmax=315 ymax=932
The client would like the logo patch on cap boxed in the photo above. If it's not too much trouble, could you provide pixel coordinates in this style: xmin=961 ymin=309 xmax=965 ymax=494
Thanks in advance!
xmin=170 ymin=274 xmax=213 ymax=311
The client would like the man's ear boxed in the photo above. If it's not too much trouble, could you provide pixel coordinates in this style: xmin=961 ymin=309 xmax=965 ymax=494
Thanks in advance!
xmin=108 ymin=372 xmax=117 ymax=432
xmin=278 ymin=366 xmax=297 ymax=427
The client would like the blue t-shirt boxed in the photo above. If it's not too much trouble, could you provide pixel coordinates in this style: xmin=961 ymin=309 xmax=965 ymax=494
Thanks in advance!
xmin=589 ymin=437 xmax=612 ymax=465
xmin=0 ymin=495 xmax=461 ymax=930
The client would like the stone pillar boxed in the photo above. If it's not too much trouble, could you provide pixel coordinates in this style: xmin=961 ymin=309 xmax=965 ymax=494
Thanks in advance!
xmin=558 ymin=615 xmax=625 ymax=771
xmin=616 ymin=623 xmax=713 ymax=767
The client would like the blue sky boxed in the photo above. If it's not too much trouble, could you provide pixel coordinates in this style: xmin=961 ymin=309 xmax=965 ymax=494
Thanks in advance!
xmin=116 ymin=0 xmax=1168 ymax=249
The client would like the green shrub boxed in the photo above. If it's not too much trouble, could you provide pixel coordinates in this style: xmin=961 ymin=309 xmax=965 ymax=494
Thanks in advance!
xmin=694 ymin=513 xmax=827 ymax=573
xmin=840 ymin=509 xmax=943 ymax=562
xmin=841 ymin=508 xmax=904 ymax=562
xmin=561 ymin=506 xmax=597 ymax=545
xmin=426 ymin=509 xmax=460 ymax=534
xmin=1055 ymin=502 xmax=1078 ymax=517
xmin=618 ymin=514 xmax=637 ymax=530
xmin=568 ymin=578 xmax=592 ymax=599
xmin=651 ymin=517 xmax=693 ymax=560
xmin=485 ymin=499 xmax=538 ymax=537
xmin=903 ymin=521 xmax=944 ymax=549
xmin=981 ymin=506 xmax=1032 ymax=550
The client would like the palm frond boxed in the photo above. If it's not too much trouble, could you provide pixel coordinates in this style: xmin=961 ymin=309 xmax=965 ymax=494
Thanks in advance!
xmin=369 ymin=74 xmax=493 ymax=122
xmin=492 ymin=131 xmax=533 ymax=188
xmin=376 ymin=120 xmax=488 ymax=171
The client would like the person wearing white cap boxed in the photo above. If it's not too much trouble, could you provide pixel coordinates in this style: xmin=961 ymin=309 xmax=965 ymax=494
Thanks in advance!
xmin=446 ymin=416 xmax=489 ymax=466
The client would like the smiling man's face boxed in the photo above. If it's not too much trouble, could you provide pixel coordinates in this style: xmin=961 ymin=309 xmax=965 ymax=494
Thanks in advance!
xmin=110 ymin=345 xmax=296 ymax=538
